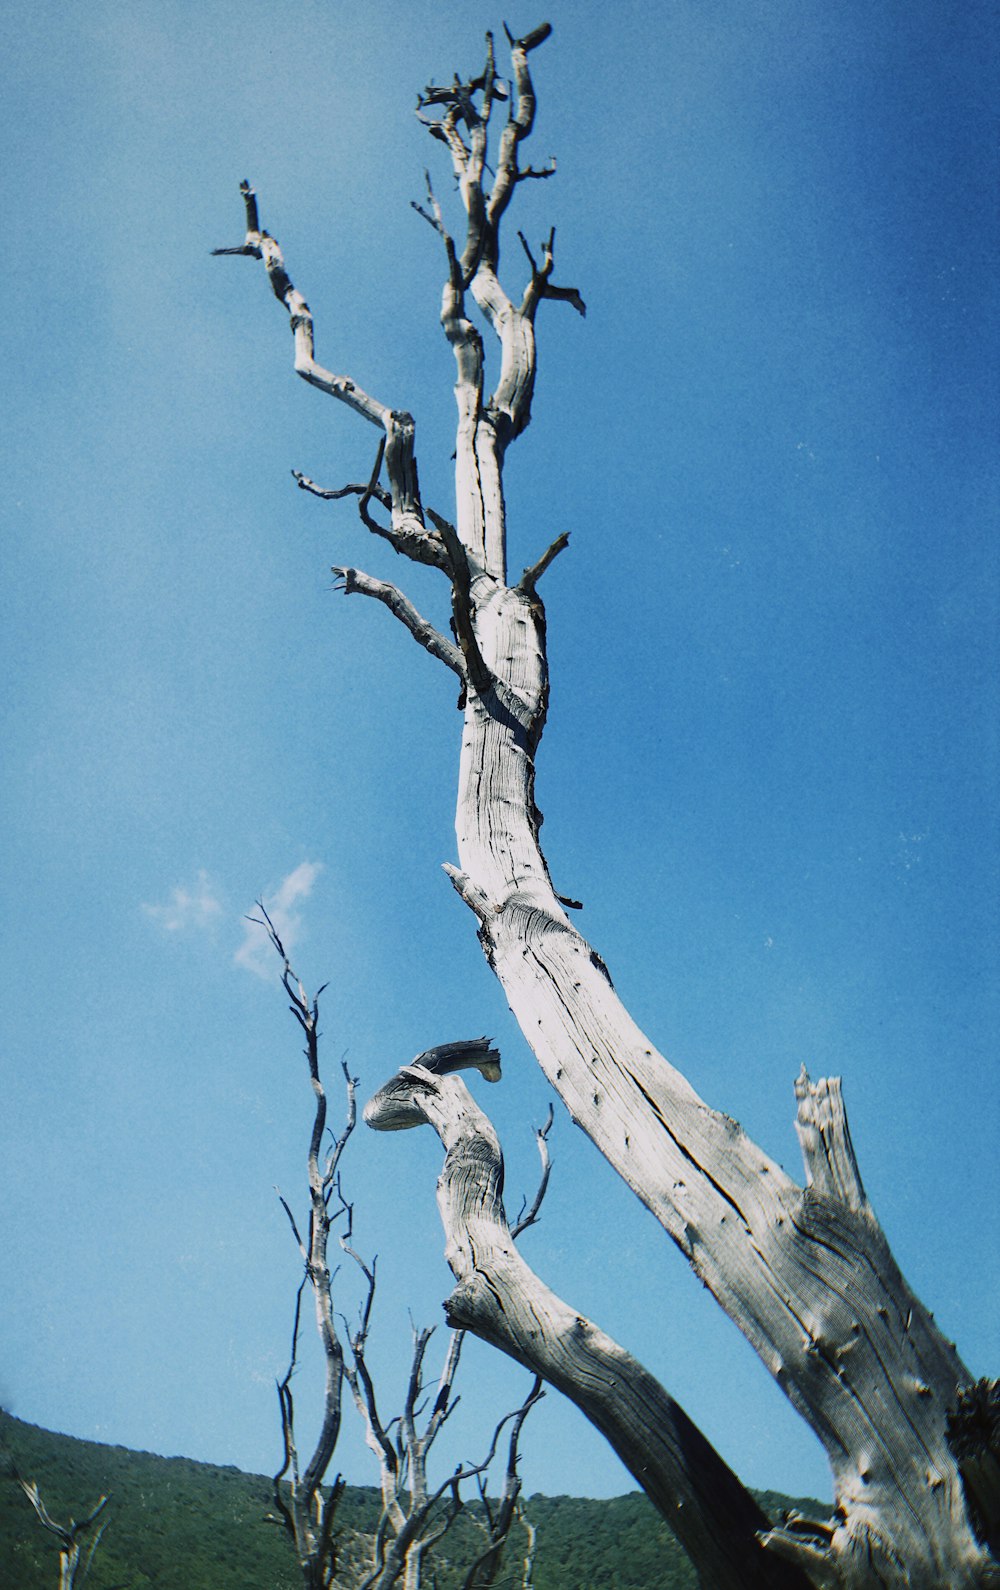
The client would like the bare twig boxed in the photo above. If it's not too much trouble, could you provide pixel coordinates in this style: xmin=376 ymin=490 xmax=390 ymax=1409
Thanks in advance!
xmin=257 ymin=906 xmax=351 ymax=1590
xmin=293 ymin=470 xmax=390 ymax=509
xmin=511 ymin=1107 xmax=554 ymax=1240
xmin=517 ymin=532 xmax=570 ymax=595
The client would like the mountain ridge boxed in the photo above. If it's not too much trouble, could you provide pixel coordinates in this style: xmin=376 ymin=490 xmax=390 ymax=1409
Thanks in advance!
xmin=0 ymin=1411 xmax=829 ymax=1588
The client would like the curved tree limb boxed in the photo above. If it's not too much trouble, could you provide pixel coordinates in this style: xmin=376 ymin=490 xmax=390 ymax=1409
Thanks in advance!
xmin=365 ymin=1061 xmax=811 ymax=1590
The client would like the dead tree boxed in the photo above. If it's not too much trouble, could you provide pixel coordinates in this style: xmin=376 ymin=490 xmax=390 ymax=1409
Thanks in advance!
xmin=216 ymin=24 xmax=998 ymax=1589
xmin=259 ymin=912 xmax=540 ymax=1590
xmin=256 ymin=904 xmax=349 ymax=1589
xmin=15 ymin=1479 xmax=109 ymax=1590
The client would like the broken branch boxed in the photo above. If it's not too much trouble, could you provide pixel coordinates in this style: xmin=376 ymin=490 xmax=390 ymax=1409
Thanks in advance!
xmin=518 ymin=531 xmax=570 ymax=594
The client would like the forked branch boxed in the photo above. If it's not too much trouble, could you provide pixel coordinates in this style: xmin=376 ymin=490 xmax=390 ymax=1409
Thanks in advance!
xmin=214 ymin=183 xmax=446 ymax=571
xmin=460 ymin=1379 xmax=544 ymax=1590
xmin=416 ymin=24 xmax=583 ymax=459
xmin=258 ymin=907 xmax=351 ymax=1589
xmin=17 ymin=1480 xmax=110 ymax=1590
xmin=518 ymin=230 xmax=586 ymax=322
xmin=346 ymin=1305 xmax=541 ymax=1590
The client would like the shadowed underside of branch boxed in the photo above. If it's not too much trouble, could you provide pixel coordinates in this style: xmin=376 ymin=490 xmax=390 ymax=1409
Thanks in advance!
xmin=216 ymin=22 xmax=997 ymax=1590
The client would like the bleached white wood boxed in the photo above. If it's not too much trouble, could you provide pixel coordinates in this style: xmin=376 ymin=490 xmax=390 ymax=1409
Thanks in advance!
xmin=446 ymin=566 xmax=992 ymax=1586
xmin=423 ymin=31 xmax=993 ymax=1588
xmin=366 ymin=1063 xmax=808 ymax=1590
xmin=218 ymin=25 xmax=996 ymax=1587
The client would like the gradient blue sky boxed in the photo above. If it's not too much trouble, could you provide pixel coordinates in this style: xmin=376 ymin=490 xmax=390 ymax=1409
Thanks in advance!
xmin=2 ymin=0 xmax=997 ymax=1508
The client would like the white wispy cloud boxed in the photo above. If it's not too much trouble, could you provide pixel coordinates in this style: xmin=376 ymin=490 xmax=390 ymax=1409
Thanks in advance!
xmin=143 ymin=870 xmax=223 ymax=934
xmin=234 ymin=861 xmax=323 ymax=979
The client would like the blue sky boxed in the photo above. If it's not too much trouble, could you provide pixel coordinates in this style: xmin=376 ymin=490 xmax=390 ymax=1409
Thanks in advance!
xmin=2 ymin=0 xmax=997 ymax=1509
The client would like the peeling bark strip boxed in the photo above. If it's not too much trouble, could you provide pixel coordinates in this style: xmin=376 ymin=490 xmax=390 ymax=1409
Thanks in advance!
xmin=366 ymin=1062 xmax=809 ymax=1590
xmin=217 ymin=23 xmax=997 ymax=1589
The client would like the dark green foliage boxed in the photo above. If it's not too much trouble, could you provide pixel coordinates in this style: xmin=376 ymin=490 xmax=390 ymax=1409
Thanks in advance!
xmin=525 ymin=1492 xmax=697 ymax=1590
xmin=0 ymin=1414 xmax=828 ymax=1589
xmin=0 ymin=1414 xmax=302 ymax=1590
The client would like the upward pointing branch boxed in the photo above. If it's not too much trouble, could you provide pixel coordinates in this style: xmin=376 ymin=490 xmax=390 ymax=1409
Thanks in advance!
xmin=17 ymin=1480 xmax=110 ymax=1590
xmin=417 ymin=24 xmax=584 ymax=473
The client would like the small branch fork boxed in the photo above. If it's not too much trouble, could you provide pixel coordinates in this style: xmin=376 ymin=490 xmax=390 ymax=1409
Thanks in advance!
xmin=518 ymin=229 xmax=585 ymax=321
xmin=16 ymin=1478 xmax=110 ymax=1590
xmin=414 ymin=23 xmax=585 ymax=466
xmin=344 ymin=1292 xmax=543 ymax=1590
xmin=459 ymin=1379 xmax=546 ymax=1590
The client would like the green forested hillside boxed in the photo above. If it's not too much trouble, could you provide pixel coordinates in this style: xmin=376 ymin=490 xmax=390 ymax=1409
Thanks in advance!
xmin=0 ymin=1413 xmax=826 ymax=1589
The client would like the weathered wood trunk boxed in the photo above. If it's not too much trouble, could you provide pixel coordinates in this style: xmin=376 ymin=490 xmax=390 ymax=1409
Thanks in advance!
xmin=216 ymin=23 xmax=997 ymax=1589
xmin=444 ymin=509 xmax=990 ymax=1586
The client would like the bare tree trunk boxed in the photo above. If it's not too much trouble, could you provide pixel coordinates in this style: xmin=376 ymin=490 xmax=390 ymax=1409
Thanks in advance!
xmin=417 ymin=36 xmax=993 ymax=1584
xmin=216 ymin=24 xmax=997 ymax=1589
